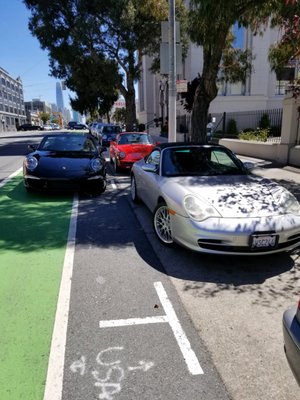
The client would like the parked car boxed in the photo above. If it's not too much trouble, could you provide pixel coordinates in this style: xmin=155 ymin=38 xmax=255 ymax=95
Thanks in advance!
xmin=91 ymin=122 xmax=107 ymax=142
xmin=23 ymin=133 xmax=107 ymax=194
xmin=101 ymin=125 xmax=122 ymax=147
xmin=283 ymin=300 xmax=300 ymax=386
xmin=67 ymin=121 xmax=78 ymax=129
xmin=130 ymin=142 xmax=300 ymax=254
xmin=17 ymin=123 xmax=43 ymax=131
xmin=50 ymin=123 xmax=61 ymax=130
xmin=43 ymin=124 xmax=53 ymax=130
xmin=72 ymin=123 xmax=88 ymax=130
xmin=109 ymin=132 xmax=157 ymax=172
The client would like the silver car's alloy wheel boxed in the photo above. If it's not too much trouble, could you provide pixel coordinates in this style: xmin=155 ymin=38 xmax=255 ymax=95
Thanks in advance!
xmin=153 ymin=202 xmax=174 ymax=245
xmin=131 ymin=175 xmax=140 ymax=203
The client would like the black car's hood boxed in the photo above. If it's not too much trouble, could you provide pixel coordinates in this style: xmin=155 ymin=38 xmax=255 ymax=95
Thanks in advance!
xmin=31 ymin=151 xmax=97 ymax=177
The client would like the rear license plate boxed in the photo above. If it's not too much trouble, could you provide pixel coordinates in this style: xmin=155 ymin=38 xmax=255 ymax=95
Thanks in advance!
xmin=250 ymin=234 xmax=279 ymax=249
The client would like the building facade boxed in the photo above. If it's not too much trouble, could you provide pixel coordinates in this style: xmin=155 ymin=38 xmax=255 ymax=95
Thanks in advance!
xmin=56 ymin=81 xmax=65 ymax=113
xmin=0 ymin=67 xmax=26 ymax=132
xmin=138 ymin=24 xmax=289 ymax=132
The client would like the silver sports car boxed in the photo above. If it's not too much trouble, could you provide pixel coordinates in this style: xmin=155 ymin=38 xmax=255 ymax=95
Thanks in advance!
xmin=130 ymin=143 xmax=300 ymax=255
xmin=283 ymin=300 xmax=300 ymax=386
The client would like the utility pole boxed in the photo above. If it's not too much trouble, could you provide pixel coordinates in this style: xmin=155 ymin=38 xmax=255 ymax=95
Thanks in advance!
xmin=168 ymin=0 xmax=176 ymax=142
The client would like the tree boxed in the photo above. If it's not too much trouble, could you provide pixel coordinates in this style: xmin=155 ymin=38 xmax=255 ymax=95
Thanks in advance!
xmin=39 ymin=112 xmax=50 ymax=125
xmin=112 ymin=108 xmax=127 ymax=126
xmin=23 ymin=0 xmax=183 ymax=130
xmin=186 ymin=0 xmax=275 ymax=143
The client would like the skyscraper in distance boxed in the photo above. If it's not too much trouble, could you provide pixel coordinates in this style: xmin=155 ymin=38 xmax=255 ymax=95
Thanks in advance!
xmin=56 ymin=81 xmax=64 ymax=113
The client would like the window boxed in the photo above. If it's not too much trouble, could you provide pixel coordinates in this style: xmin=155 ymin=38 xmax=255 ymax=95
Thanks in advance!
xmin=146 ymin=150 xmax=160 ymax=166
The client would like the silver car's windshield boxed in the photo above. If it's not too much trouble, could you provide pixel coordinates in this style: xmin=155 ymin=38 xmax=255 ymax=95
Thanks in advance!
xmin=39 ymin=136 xmax=97 ymax=152
xmin=161 ymin=147 xmax=246 ymax=176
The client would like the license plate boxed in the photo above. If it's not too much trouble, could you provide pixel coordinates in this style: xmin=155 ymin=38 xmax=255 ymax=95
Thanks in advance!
xmin=250 ymin=234 xmax=278 ymax=249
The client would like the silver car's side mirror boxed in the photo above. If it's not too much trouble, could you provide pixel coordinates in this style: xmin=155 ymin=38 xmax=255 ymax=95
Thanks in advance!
xmin=142 ymin=164 xmax=158 ymax=173
xmin=243 ymin=161 xmax=255 ymax=170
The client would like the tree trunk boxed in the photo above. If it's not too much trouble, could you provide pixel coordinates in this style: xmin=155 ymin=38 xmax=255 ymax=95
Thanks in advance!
xmin=124 ymin=80 xmax=137 ymax=131
xmin=190 ymin=37 xmax=228 ymax=143
xmin=190 ymin=78 xmax=210 ymax=143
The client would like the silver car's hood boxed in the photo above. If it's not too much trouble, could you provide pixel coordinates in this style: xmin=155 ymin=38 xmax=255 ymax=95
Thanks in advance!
xmin=163 ymin=175 xmax=287 ymax=217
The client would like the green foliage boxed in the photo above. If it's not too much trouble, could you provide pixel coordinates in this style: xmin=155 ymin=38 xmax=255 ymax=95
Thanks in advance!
xmin=238 ymin=128 xmax=270 ymax=142
xmin=39 ymin=112 xmax=51 ymax=125
xmin=226 ymin=119 xmax=238 ymax=136
xmin=259 ymin=113 xmax=270 ymax=129
xmin=113 ymin=108 xmax=127 ymax=125
xmin=24 ymin=0 xmax=187 ymax=129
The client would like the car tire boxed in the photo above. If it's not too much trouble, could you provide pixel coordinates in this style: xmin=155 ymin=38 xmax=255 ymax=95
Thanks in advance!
xmin=98 ymin=178 xmax=107 ymax=194
xmin=131 ymin=175 xmax=140 ymax=203
xmin=153 ymin=202 xmax=174 ymax=246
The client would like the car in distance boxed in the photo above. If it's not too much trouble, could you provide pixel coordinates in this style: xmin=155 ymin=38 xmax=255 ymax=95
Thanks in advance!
xmin=283 ymin=300 xmax=300 ymax=386
xmin=130 ymin=143 xmax=300 ymax=255
xmin=72 ymin=123 xmax=88 ymax=130
xmin=17 ymin=123 xmax=43 ymax=131
xmin=109 ymin=132 xmax=157 ymax=172
xmin=23 ymin=133 xmax=106 ymax=194
xmin=43 ymin=124 xmax=53 ymax=130
xmin=101 ymin=125 xmax=122 ymax=147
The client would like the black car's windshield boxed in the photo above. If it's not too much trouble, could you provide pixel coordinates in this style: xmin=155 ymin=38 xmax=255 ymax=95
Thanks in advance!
xmin=39 ymin=136 xmax=97 ymax=152
xmin=162 ymin=147 xmax=246 ymax=176
xmin=118 ymin=133 xmax=152 ymax=145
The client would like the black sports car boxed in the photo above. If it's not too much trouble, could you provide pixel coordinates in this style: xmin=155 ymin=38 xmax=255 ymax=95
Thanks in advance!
xmin=23 ymin=133 xmax=107 ymax=194
xmin=17 ymin=123 xmax=44 ymax=131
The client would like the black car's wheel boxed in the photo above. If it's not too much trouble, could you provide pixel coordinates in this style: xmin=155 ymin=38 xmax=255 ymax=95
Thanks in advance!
xmin=153 ymin=202 xmax=174 ymax=246
xmin=99 ymin=177 xmax=107 ymax=193
xmin=131 ymin=175 xmax=140 ymax=203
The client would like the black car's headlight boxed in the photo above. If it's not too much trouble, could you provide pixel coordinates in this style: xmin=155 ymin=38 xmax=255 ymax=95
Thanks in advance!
xmin=90 ymin=158 xmax=102 ymax=172
xmin=183 ymin=195 xmax=221 ymax=221
xmin=25 ymin=155 xmax=38 ymax=171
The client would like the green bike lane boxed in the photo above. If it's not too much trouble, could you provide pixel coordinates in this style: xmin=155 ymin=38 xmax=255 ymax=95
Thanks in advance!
xmin=0 ymin=175 xmax=73 ymax=400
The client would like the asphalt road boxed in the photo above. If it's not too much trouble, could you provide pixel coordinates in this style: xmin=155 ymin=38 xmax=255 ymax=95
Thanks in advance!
xmin=0 ymin=130 xmax=300 ymax=400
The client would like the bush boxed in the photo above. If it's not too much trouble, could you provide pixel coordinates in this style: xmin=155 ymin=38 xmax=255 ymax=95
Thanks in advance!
xmin=238 ymin=128 xmax=269 ymax=142
xmin=259 ymin=113 xmax=270 ymax=129
xmin=226 ymin=119 xmax=238 ymax=136
xmin=269 ymin=126 xmax=281 ymax=137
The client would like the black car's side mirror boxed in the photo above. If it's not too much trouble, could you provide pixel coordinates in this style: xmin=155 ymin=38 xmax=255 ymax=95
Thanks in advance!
xmin=28 ymin=144 xmax=37 ymax=151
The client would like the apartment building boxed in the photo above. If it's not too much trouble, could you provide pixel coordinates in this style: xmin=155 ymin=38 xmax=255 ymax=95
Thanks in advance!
xmin=0 ymin=67 xmax=26 ymax=132
xmin=138 ymin=24 xmax=290 ymax=131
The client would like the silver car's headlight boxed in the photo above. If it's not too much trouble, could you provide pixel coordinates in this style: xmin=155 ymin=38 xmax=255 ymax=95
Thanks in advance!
xmin=275 ymin=189 xmax=300 ymax=215
xmin=183 ymin=195 xmax=221 ymax=221
xmin=25 ymin=155 xmax=38 ymax=171
xmin=90 ymin=158 xmax=102 ymax=172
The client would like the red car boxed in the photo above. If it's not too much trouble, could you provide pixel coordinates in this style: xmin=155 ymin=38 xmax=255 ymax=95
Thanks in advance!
xmin=109 ymin=132 xmax=157 ymax=172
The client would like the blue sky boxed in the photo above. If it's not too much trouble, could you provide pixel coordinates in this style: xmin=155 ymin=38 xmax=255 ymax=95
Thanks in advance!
xmin=0 ymin=0 xmax=72 ymax=108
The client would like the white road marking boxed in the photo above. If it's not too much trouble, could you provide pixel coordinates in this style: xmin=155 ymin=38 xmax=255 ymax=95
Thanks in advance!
xmin=99 ymin=281 xmax=203 ymax=375
xmin=100 ymin=315 xmax=168 ymax=327
xmin=43 ymin=194 xmax=78 ymax=400
xmin=110 ymin=179 xmax=117 ymax=190
xmin=0 ymin=167 xmax=22 ymax=188
xmin=154 ymin=281 xmax=204 ymax=375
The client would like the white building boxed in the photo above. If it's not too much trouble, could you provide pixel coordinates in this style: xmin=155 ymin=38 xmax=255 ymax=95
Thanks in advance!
xmin=138 ymin=23 xmax=289 ymax=133
xmin=0 ymin=67 xmax=26 ymax=132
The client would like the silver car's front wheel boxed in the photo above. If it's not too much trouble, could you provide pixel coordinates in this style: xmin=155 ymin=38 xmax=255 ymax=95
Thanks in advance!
xmin=153 ymin=202 xmax=174 ymax=245
xmin=131 ymin=175 xmax=140 ymax=203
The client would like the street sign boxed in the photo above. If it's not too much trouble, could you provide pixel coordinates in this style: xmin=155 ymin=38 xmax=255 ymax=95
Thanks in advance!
xmin=176 ymin=80 xmax=188 ymax=93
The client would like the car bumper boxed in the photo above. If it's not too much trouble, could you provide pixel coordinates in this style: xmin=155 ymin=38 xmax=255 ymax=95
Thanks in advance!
xmin=170 ymin=213 xmax=300 ymax=255
xmin=283 ymin=306 xmax=300 ymax=386
xmin=24 ymin=173 xmax=106 ymax=192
